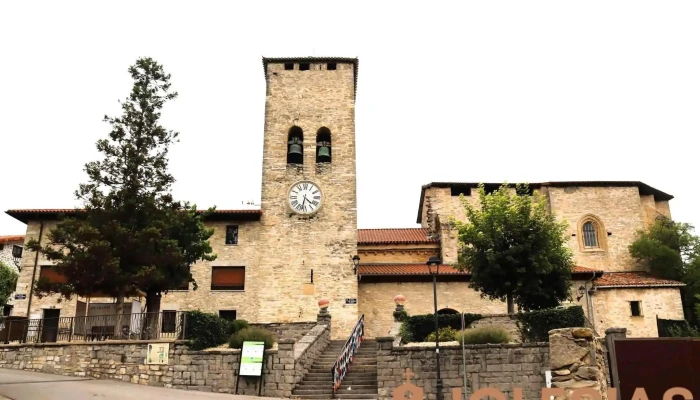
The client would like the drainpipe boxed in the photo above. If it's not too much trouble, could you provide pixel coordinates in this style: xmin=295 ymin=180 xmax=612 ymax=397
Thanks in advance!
xmin=26 ymin=220 xmax=44 ymax=317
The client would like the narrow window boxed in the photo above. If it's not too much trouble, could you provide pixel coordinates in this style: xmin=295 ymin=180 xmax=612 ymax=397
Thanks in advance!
xmin=0 ymin=244 xmax=4 ymax=251
xmin=327 ymin=63 xmax=337 ymax=70
xmin=12 ymin=245 xmax=22 ymax=258
xmin=582 ymin=222 xmax=598 ymax=248
xmin=284 ymin=63 xmax=294 ymax=70
xmin=226 ymin=225 xmax=239 ymax=245
xmin=630 ymin=301 xmax=642 ymax=317
xmin=299 ymin=63 xmax=310 ymax=71
xmin=450 ymin=187 xmax=471 ymax=196
xmin=287 ymin=126 xmax=304 ymax=165
xmin=219 ymin=310 xmax=237 ymax=321
xmin=211 ymin=267 xmax=245 ymax=291
xmin=161 ymin=310 xmax=177 ymax=333
xmin=316 ymin=127 xmax=332 ymax=163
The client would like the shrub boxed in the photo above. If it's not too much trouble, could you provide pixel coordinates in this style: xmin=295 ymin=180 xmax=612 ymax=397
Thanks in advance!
xmin=424 ymin=327 xmax=458 ymax=342
xmin=229 ymin=327 xmax=276 ymax=350
xmin=184 ymin=310 xmax=231 ymax=350
xmin=458 ymin=327 xmax=511 ymax=344
xmin=516 ymin=305 xmax=585 ymax=342
xmin=666 ymin=323 xmax=700 ymax=337
xmin=400 ymin=313 xmax=482 ymax=343
xmin=228 ymin=319 xmax=250 ymax=335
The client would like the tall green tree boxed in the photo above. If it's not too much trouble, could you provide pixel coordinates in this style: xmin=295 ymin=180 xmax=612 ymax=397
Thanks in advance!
xmin=28 ymin=58 xmax=216 ymax=318
xmin=0 ymin=262 xmax=18 ymax=319
xmin=629 ymin=217 xmax=700 ymax=324
xmin=454 ymin=183 xmax=575 ymax=313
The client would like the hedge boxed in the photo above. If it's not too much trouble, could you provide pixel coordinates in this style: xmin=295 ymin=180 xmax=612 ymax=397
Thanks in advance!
xmin=399 ymin=312 xmax=482 ymax=343
xmin=229 ymin=327 xmax=276 ymax=349
xmin=516 ymin=305 xmax=585 ymax=342
xmin=184 ymin=311 xmax=249 ymax=350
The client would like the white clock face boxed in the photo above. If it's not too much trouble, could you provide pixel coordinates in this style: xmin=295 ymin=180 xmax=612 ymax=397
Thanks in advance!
xmin=288 ymin=181 xmax=322 ymax=214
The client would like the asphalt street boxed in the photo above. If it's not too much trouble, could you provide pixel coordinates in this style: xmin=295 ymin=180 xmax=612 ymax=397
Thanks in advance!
xmin=0 ymin=369 xmax=278 ymax=400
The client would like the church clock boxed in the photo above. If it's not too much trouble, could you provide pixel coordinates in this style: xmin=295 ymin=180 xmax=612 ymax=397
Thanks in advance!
xmin=288 ymin=181 xmax=323 ymax=215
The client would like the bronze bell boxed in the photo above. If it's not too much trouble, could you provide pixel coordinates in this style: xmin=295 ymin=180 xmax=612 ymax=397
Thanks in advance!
xmin=317 ymin=145 xmax=331 ymax=162
xmin=288 ymin=143 xmax=303 ymax=156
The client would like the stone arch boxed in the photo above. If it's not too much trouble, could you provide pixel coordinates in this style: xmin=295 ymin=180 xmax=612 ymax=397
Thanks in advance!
xmin=316 ymin=127 xmax=332 ymax=163
xmin=437 ymin=308 xmax=459 ymax=315
xmin=287 ymin=126 xmax=303 ymax=165
xmin=577 ymin=214 xmax=607 ymax=251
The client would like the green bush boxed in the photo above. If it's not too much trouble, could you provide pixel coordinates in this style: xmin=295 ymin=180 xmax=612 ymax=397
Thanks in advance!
xmin=666 ymin=323 xmax=700 ymax=337
xmin=516 ymin=306 xmax=585 ymax=342
xmin=425 ymin=327 xmax=458 ymax=342
xmin=228 ymin=327 xmax=276 ymax=350
xmin=458 ymin=327 xmax=511 ymax=344
xmin=228 ymin=319 xmax=250 ymax=335
xmin=400 ymin=313 xmax=482 ymax=343
xmin=184 ymin=310 xmax=231 ymax=350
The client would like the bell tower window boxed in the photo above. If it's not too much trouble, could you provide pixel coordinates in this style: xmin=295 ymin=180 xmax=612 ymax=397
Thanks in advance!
xmin=316 ymin=127 xmax=332 ymax=163
xmin=287 ymin=126 xmax=304 ymax=165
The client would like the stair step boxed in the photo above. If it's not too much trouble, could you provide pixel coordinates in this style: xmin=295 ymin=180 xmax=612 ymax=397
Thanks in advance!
xmin=302 ymin=375 xmax=377 ymax=382
xmin=293 ymin=388 xmax=378 ymax=395
xmin=296 ymin=382 xmax=377 ymax=388
xmin=292 ymin=395 xmax=377 ymax=399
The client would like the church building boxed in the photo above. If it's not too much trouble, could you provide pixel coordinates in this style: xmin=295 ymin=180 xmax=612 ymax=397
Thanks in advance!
xmin=5 ymin=57 xmax=685 ymax=340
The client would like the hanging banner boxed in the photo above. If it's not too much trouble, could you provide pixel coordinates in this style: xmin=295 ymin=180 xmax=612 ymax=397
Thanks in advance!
xmin=240 ymin=341 xmax=265 ymax=376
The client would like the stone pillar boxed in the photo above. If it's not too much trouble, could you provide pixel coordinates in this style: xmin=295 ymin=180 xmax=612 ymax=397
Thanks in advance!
xmin=317 ymin=311 xmax=331 ymax=326
xmin=604 ymin=328 xmax=626 ymax=399
xmin=275 ymin=339 xmax=296 ymax=398
xmin=548 ymin=328 xmax=609 ymax=400
xmin=376 ymin=337 xmax=394 ymax=400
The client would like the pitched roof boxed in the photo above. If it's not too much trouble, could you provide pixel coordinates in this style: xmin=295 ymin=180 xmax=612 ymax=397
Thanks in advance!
xmin=594 ymin=272 xmax=685 ymax=288
xmin=0 ymin=235 xmax=24 ymax=244
xmin=262 ymin=56 xmax=359 ymax=98
xmin=5 ymin=209 xmax=262 ymax=224
xmin=357 ymin=228 xmax=437 ymax=245
xmin=357 ymin=264 xmax=601 ymax=276
xmin=416 ymin=181 xmax=674 ymax=223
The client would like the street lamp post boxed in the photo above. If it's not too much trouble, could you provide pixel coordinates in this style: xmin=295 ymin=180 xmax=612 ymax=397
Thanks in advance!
xmin=427 ymin=256 xmax=443 ymax=400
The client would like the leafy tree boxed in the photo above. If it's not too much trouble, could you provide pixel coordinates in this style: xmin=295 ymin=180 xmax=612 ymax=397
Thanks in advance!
xmin=629 ymin=217 xmax=700 ymax=324
xmin=0 ymin=262 xmax=18 ymax=319
xmin=27 ymin=58 xmax=216 ymax=319
xmin=454 ymin=183 xmax=575 ymax=313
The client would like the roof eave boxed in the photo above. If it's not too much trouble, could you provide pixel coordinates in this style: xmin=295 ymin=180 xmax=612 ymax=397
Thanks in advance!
xmin=595 ymin=284 xmax=685 ymax=289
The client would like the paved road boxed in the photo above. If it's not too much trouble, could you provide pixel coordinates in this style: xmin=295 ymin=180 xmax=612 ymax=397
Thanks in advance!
xmin=0 ymin=369 xmax=277 ymax=400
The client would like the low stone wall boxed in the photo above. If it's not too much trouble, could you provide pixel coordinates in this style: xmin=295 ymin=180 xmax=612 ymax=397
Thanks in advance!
xmin=251 ymin=322 xmax=316 ymax=343
xmin=548 ymin=328 xmax=609 ymax=400
xmin=293 ymin=322 xmax=331 ymax=385
xmin=376 ymin=337 xmax=550 ymax=400
xmin=469 ymin=314 xmax=522 ymax=343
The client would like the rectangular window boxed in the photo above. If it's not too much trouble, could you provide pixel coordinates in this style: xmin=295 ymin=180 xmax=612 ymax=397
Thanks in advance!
xmin=12 ymin=245 xmax=22 ymax=258
xmin=39 ymin=265 xmax=68 ymax=284
xmin=161 ymin=310 xmax=177 ymax=333
xmin=0 ymin=244 xmax=4 ymax=251
xmin=226 ymin=225 xmax=239 ymax=245
xmin=630 ymin=301 xmax=642 ymax=317
xmin=219 ymin=310 xmax=237 ymax=321
xmin=211 ymin=266 xmax=245 ymax=291
xmin=327 ymin=63 xmax=337 ymax=70
xmin=284 ymin=63 xmax=294 ymax=70
xmin=299 ymin=63 xmax=310 ymax=71
xmin=450 ymin=186 xmax=471 ymax=196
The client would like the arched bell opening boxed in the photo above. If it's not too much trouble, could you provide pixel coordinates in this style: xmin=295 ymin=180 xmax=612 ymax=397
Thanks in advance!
xmin=316 ymin=127 xmax=332 ymax=163
xmin=287 ymin=126 xmax=304 ymax=165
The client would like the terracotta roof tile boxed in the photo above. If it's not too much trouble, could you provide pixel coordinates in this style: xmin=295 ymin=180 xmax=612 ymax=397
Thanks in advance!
xmin=0 ymin=235 xmax=24 ymax=244
xmin=358 ymin=264 xmax=466 ymax=275
xmin=573 ymin=266 xmax=603 ymax=273
xmin=358 ymin=228 xmax=437 ymax=245
xmin=594 ymin=272 xmax=684 ymax=288
xmin=5 ymin=208 xmax=262 ymax=223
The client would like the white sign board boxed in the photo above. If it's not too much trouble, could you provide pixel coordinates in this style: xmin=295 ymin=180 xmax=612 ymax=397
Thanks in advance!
xmin=146 ymin=343 xmax=169 ymax=365
xmin=239 ymin=341 xmax=265 ymax=376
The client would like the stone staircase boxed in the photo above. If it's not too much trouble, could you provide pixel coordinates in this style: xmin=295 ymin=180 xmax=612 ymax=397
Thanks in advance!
xmin=292 ymin=339 xmax=378 ymax=399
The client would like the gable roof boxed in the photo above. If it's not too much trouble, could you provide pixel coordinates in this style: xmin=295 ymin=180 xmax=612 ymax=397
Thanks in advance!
xmin=5 ymin=209 xmax=262 ymax=224
xmin=262 ymin=56 xmax=359 ymax=98
xmin=593 ymin=272 xmax=685 ymax=288
xmin=416 ymin=181 xmax=674 ymax=223
xmin=358 ymin=228 xmax=437 ymax=245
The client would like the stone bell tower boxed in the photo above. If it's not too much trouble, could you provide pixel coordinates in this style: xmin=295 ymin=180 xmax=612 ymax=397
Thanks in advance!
xmin=257 ymin=57 xmax=359 ymax=339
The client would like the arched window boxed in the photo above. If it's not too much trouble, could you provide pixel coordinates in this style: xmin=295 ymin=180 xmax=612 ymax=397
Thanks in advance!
xmin=437 ymin=308 xmax=459 ymax=315
xmin=316 ymin=127 xmax=332 ymax=163
xmin=287 ymin=126 xmax=303 ymax=165
xmin=582 ymin=222 xmax=598 ymax=248
xmin=577 ymin=214 xmax=607 ymax=251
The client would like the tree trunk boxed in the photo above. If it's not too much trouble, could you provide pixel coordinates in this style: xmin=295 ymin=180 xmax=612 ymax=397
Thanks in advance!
xmin=507 ymin=293 xmax=515 ymax=314
xmin=145 ymin=291 xmax=161 ymax=339
xmin=115 ymin=291 xmax=125 ymax=339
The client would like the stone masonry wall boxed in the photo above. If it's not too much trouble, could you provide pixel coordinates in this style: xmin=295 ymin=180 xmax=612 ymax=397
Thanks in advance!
xmin=250 ymin=321 xmax=316 ymax=343
xmin=358 ymin=281 xmax=507 ymax=338
xmin=548 ymin=328 xmax=609 ymax=400
xmin=592 ymin=287 xmax=683 ymax=337
xmin=376 ymin=337 xmax=550 ymax=400
xmin=469 ymin=315 xmax=522 ymax=343
xmin=293 ymin=320 xmax=331 ymax=385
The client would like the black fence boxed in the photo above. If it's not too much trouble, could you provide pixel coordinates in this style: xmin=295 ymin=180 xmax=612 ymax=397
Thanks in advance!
xmin=0 ymin=311 xmax=187 ymax=344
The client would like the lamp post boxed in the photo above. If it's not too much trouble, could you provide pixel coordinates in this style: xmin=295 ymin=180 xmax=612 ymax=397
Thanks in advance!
xmin=427 ymin=256 xmax=443 ymax=400
xmin=352 ymin=255 xmax=360 ymax=275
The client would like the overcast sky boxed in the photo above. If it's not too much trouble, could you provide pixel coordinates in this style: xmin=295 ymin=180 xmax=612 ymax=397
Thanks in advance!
xmin=1 ymin=1 xmax=699 ymax=236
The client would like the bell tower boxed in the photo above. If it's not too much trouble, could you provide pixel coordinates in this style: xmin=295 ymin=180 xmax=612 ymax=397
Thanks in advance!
xmin=257 ymin=57 xmax=359 ymax=339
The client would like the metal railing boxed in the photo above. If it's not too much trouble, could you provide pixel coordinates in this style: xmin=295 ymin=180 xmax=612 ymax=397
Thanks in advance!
xmin=0 ymin=311 xmax=187 ymax=344
xmin=332 ymin=314 xmax=364 ymax=393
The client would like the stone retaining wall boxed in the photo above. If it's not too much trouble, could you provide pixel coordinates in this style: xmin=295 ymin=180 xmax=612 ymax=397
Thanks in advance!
xmin=251 ymin=321 xmax=317 ymax=343
xmin=376 ymin=337 xmax=550 ymax=400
